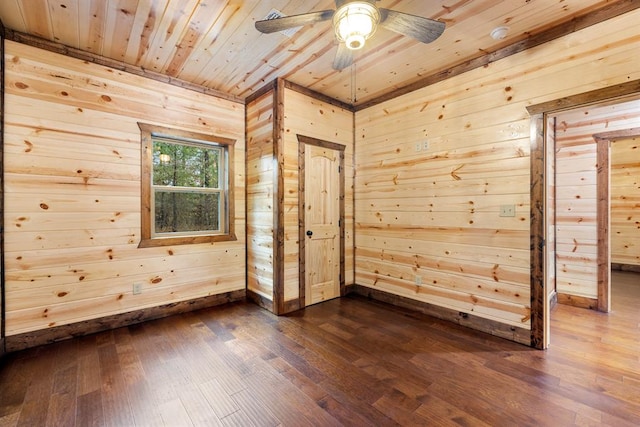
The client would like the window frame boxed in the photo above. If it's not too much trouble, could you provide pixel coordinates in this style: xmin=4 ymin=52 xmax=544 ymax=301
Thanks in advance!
xmin=138 ymin=123 xmax=236 ymax=248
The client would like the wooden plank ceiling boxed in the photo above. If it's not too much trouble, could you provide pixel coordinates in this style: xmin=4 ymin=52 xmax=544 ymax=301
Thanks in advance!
xmin=0 ymin=0 xmax=615 ymax=106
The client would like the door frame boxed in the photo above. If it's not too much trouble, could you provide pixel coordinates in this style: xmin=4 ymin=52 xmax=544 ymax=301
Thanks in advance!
xmin=594 ymin=127 xmax=640 ymax=312
xmin=527 ymin=79 xmax=640 ymax=349
xmin=297 ymin=134 xmax=345 ymax=308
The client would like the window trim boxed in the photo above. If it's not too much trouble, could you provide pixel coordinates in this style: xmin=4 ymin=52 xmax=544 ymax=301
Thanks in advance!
xmin=138 ymin=123 xmax=236 ymax=248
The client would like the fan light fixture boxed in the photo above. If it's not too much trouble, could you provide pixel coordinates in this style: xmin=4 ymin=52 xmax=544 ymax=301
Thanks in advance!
xmin=333 ymin=1 xmax=380 ymax=50
xmin=255 ymin=1 xmax=446 ymax=70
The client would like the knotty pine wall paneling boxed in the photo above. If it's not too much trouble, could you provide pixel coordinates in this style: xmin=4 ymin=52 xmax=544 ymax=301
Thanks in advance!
xmin=246 ymin=85 xmax=276 ymax=311
xmin=611 ymin=136 xmax=640 ymax=267
xmin=553 ymin=100 xmax=640 ymax=303
xmin=3 ymin=41 xmax=246 ymax=339
xmin=354 ymin=8 xmax=640 ymax=342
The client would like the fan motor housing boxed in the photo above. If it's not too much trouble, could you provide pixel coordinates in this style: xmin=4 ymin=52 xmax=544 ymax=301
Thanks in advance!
xmin=333 ymin=1 xmax=381 ymax=50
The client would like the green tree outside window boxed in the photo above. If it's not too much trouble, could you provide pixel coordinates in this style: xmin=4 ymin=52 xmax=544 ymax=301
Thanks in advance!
xmin=152 ymin=138 xmax=225 ymax=236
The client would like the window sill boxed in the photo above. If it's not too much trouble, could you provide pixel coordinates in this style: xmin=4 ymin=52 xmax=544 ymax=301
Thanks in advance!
xmin=138 ymin=233 xmax=237 ymax=248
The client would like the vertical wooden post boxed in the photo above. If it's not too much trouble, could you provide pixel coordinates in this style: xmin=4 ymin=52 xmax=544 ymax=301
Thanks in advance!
xmin=273 ymin=79 xmax=285 ymax=314
xmin=595 ymin=136 xmax=611 ymax=313
xmin=529 ymin=114 xmax=546 ymax=349
xmin=0 ymin=20 xmax=6 ymax=357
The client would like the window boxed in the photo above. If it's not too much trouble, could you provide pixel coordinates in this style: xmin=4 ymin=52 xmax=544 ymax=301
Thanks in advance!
xmin=138 ymin=123 xmax=236 ymax=247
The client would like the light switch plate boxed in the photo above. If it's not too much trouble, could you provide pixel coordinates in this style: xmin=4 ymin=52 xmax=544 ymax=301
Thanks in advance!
xmin=499 ymin=204 xmax=516 ymax=217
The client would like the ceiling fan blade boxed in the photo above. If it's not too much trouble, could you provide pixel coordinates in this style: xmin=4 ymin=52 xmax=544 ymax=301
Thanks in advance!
xmin=379 ymin=8 xmax=445 ymax=44
xmin=255 ymin=10 xmax=334 ymax=34
xmin=333 ymin=43 xmax=354 ymax=70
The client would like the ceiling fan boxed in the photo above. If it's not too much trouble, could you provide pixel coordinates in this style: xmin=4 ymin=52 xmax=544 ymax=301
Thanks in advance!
xmin=255 ymin=0 xmax=446 ymax=70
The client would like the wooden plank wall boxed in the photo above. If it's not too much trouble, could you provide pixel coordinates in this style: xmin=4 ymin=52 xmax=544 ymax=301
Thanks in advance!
xmin=282 ymin=87 xmax=354 ymax=303
xmin=1 ymin=25 xmax=4 ymax=356
xmin=3 ymin=41 xmax=246 ymax=336
xmin=554 ymin=100 xmax=640 ymax=299
xmin=611 ymin=136 xmax=640 ymax=267
xmin=246 ymin=90 xmax=276 ymax=304
xmin=354 ymin=9 xmax=640 ymax=331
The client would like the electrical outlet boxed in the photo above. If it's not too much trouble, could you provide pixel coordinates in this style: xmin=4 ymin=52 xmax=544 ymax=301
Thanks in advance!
xmin=133 ymin=282 xmax=143 ymax=295
xmin=415 ymin=276 xmax=422 ymax=285
xmin=415 ymin=142 xmax=422 ymax=152
xmin=499 ymin=204 xmax=516 ymax=217
xmin=423 ymin=140 xmax=429 ymax=150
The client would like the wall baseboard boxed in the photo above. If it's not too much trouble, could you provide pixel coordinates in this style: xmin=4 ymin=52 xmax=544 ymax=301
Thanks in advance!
xmin=282 ymin=298 xmax=302 ymax=314
xmin=557 ymin=292 xmax=598 ymax=310
xmin=612 ymin=263 xmax=640 ymax=273
xmin=246 ymin=289 xmax=274 ymax=313
xmin=346 ymin=284 xmax=531 ymax=346
xmin=5 ymin=290 xmax=246 ymax=352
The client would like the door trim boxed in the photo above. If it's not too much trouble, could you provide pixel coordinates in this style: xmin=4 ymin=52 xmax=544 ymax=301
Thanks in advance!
xmin=297 ymin=134 xmax=345 ymax=309
xmin=526 ymin=79 xmax=640 ymax=349
xmin=593 ymin=127 xmax=640 ymax=312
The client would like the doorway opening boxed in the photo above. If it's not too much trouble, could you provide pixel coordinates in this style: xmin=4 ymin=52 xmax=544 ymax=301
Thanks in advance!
xmin=527 ymin=79 xmax=640 ymax=349
xmin=594 ymin=129 xmax=640 ymax=311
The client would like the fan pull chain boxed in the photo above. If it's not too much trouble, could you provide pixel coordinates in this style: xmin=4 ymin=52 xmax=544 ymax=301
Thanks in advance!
xmin=351 ymin=62 xmax=357 ymax=104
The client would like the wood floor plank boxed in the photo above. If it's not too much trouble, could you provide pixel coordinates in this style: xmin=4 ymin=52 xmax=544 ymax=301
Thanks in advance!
xmin=372 ymin=388 xmax=428 ymax=426
xmin=124 ymin=380 xmax=164 ymax=426
xmin=96 ymin=344 xmax=135 ymax=427
xmin=219 ymin=408 xmax=258 ymax=427
xmin=315 ymin=394 xmax=374 ymax=427
xmin=46 ymin=364 xmax=78 ymax=427
xmin=175 ymin=383 xmax=223 ymax=427
xmin=0 ymin=272 xmax=638 ymax=425
xmin=0 ymin=357 xmax=31 ymax=418
xmin=14 ymin=345 xmax=57 ymax=427
xmin=230 ymin=386 xmax=283 ymax=427
xmin=158 ymin=398 xmax=192 ymax=426
xmin=415 ymin=394 xmax=492 ymax=426
xmin=75 ymin=389 xmax=104 ymax=427
xmin=198 ymin=378 xmax=240 ymax=419
xmin=239 ymin=369 xmax=333 ymax=426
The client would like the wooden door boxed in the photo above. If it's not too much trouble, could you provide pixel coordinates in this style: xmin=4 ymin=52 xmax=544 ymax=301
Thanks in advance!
xmin=302 ymin=141 xmax=343 ymax=306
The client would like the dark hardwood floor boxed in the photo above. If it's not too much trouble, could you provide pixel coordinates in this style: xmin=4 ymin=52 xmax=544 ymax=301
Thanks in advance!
xmin=1 ymin=271 xmax=639 ymax=426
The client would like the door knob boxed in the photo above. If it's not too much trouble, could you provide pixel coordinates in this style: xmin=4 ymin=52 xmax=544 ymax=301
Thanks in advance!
xmin=306 ymin=230 xmax=313 ymax=236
